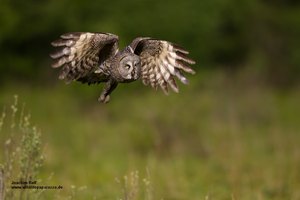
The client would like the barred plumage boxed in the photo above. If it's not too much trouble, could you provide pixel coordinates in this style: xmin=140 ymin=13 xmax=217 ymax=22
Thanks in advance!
xmin=133 ymin=39 xmax=195 ymax=94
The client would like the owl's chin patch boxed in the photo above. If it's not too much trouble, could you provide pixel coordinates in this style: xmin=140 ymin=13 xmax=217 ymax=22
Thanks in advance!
xmin=122 ymin=74 xmax=140 ymax=83
xmin=126 ymin=74 xmax=133 ymax=79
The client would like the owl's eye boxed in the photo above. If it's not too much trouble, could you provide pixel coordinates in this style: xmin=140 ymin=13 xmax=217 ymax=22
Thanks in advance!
xmin=125 ymin=64 xmax=131 ymax=70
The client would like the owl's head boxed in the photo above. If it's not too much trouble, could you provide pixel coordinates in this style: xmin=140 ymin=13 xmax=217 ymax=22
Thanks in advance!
xmin=116 ymin=51 xmax=141 ymax=82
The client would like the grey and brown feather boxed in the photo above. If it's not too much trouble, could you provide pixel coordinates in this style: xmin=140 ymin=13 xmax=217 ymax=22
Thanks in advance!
xmin=50 ymin=32 xmax=195 ymax=103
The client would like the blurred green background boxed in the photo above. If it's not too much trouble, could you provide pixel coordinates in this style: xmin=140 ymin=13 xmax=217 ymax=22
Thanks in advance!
xmin=0 ymin=0 xmax=300 ymax=199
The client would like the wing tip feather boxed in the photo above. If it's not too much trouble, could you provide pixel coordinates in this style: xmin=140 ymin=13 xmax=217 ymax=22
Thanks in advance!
xmin=60 ymin=32 xmax=82 ymax=39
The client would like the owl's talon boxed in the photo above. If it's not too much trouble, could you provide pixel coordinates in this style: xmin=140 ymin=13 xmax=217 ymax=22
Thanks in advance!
xmin=98 ymin=94 xmax=110 ymax=103
xmin=98 ymin=94 xmax=105 ymax=102
xmin=104 ymin=95 xmax=110 ymax=103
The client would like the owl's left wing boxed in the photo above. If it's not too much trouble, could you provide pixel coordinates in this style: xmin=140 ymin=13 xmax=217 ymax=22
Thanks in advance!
xmin=130 ymin=38 xmax=195 ymax=94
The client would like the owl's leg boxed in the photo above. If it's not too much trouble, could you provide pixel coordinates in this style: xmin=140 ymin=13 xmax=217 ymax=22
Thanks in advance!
xmin=98 ymin=79 xmax=118 ymax=103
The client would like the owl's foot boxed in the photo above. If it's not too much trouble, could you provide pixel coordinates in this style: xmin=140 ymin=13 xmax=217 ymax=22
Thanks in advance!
xmin=98 ymin=94 xmax=110 ymax=103
xmin=98 ymin=79 xmax=117 ymax=103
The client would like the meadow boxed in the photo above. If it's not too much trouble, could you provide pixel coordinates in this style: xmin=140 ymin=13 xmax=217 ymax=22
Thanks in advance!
xmin=0 ymin=70 xmax=299 ymax=199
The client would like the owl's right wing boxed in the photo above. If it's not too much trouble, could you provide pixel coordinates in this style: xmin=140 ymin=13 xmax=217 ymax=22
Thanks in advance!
xmin=50 ymin=32 xmax=119 ymax=83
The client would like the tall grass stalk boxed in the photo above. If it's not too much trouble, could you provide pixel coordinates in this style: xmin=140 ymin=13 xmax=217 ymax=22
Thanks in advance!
xmin=0 ymin=95 xmax=44 ymax=200
xmin=116 ymin=170 xmax=155 ymax=200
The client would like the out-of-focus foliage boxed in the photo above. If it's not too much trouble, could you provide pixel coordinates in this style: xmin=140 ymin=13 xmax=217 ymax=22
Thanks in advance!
xmin=0 ymin=0 xmax=299 ymax=86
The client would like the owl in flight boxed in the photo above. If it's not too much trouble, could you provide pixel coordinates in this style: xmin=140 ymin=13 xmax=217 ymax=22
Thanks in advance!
xmin=50 ymin=32 xmax=195 ymax=103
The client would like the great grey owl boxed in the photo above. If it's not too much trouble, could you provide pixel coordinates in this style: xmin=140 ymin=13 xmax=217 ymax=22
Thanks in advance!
xmin=50 ymin=32 xmax=195 ymax=103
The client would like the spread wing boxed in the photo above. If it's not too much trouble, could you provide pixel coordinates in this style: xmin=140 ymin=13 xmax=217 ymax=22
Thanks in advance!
xmin=50 ymin=32 xmax=119 ymax=83
xmin=130 ymin=38 xmax=195 ymax=94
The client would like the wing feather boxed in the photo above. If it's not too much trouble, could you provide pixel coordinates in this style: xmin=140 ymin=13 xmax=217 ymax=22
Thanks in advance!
xmin=131 ymin=38 xmax=195 ymax=94
xmin=50 ymin=32 xmax=119 ymax=83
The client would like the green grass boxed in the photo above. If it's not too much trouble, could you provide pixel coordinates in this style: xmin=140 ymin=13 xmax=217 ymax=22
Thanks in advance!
xmin=0 ymin=71 xmax=300 ymax=199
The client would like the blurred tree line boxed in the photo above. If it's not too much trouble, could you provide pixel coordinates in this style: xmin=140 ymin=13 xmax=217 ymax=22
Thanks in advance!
xmin=0 ymin=0 xmax=299 ymax=86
